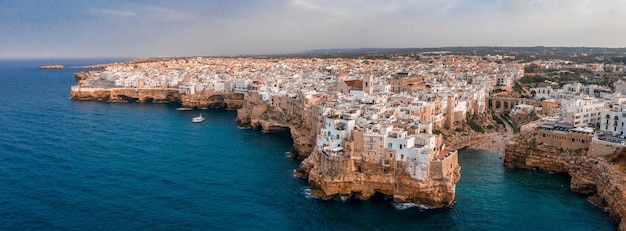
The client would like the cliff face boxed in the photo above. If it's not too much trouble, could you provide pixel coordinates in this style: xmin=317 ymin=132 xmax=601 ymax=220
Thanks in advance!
xmin=305 ymin=151 xmax=460 ymax=207
xmin=70 ymin=86 xmax=180 ymax=103
xmin=70 ymin=86 xmax=245 ymax=109
xmin=179 ymin=92 xmax=244 ymax=109
xmin=237 ymin=91 xmax=460 ymax=208
xmin=505 ymin=142 xmax=626 ymax=231
xmin=236 ymin=92 xmax=316 ymax=159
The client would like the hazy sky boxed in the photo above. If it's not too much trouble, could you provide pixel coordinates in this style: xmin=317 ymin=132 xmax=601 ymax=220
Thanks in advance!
xmin=1 ymin=0 xmax=625 ymax=58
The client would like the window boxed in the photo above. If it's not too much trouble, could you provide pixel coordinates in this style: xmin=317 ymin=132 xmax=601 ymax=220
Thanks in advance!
xmin=572 ymin=138 xmax=576 ymax=142
xmin=388 ymin=143 xmax=392 ymax=149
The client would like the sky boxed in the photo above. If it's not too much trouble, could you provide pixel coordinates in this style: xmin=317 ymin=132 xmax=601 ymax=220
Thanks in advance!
xmin=1 ymin=0 xmax=625 ymax=58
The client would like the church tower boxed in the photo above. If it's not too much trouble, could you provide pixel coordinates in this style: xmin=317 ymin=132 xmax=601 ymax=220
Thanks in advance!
xmin=363 ymin=73 xmax=374 ymax=95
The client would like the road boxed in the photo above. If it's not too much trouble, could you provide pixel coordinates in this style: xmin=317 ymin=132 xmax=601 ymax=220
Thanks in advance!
xmin=496 ymin=113 xmax=514 ymax=135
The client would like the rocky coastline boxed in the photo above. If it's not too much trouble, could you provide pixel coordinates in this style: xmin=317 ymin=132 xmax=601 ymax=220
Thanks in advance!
xmin=67 ymin=70 xmax=486 ymax=209
xmin=234 ymin=91 xmax=461 ymax=208
xmin=505 ymin=133 xmax=626 ymax=231
xmin=69 ymin=70 xmax=624 ymax=229
xmin=70 ymin=71 xmax=244 ymax=109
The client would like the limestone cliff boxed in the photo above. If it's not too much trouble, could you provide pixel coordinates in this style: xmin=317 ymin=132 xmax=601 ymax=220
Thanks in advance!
xmin=236 ymin=91 xmax=460 ymax=208
xmin=305 ymin=150 xmax=460 ymax=208
xmin=70 ymin=86 xmax=180 ymax=103
xmin=179 ymin=91 xmax=244 ymax=109
xmin=236 ymin=92 xmax=316 ymax=160
xmin=505 ymin=135 xmax=626 ymax=231
xmin=70 ymin=71 xmax=245 ymax=109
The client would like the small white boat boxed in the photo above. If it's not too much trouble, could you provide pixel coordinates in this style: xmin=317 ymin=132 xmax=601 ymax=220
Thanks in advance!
xmin=177 ymin=107 xmax=193 ymax=111
xmin=192 ymin=113 xmax=205 ymax=123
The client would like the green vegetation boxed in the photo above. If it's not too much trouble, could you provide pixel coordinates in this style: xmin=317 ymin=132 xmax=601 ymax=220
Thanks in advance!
xmin=513 ymin=81 xmax=524 ymax=94
xmin=519 ymin=75 xmax=546 ymax=84
xmin=513 ymin=124 xmax=520 ymax=133
xmin=486 ymin=124 xmax=494 ymax=130
xmin=491 ymin=88 xmax=505 ymax=94
xmin=467 ymin=119 xmax=485 ymax=134
xmin=433 ymin=129 xmax=442 ymax=135
xmin=492 ymin=113 xmax=504 ymax=125
xmin=527 ymin=139 xmax=537 ymax=149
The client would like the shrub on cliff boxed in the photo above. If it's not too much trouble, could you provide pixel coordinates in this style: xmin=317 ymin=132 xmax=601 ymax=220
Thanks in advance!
xmin=467 ymin=119 xmax=485 ymax=134
xmin=492 ymin=113 xmax=504 ymax=125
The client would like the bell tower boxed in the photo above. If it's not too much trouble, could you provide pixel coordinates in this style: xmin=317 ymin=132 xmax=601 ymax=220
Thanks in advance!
xmin=363 ymin=73 xmax=374 ymax=95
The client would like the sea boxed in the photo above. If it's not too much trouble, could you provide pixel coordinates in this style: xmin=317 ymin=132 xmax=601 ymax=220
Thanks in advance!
xmin=0 ymin=59 xmax=616 ymax=230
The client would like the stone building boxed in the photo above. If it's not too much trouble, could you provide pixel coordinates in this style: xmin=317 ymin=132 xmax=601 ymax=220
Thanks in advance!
xmin=535 ymin=122 xmax=594 ymax=150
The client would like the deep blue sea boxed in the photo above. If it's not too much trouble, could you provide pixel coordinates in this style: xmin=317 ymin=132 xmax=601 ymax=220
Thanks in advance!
xmin=0 ymin=59 xmax=616 ymax=230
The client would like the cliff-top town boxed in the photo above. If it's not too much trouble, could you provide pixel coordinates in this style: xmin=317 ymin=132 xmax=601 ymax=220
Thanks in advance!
xmin=70 ymin=53 xmax=626 ymax=228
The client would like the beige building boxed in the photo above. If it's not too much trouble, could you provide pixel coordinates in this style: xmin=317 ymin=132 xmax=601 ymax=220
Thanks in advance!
xmin=535 ymin=122 xmax=593 ymax=150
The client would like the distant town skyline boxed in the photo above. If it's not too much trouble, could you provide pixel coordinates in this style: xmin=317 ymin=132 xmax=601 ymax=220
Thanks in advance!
xmin=1 ymin=0 xmax=625 ymax=58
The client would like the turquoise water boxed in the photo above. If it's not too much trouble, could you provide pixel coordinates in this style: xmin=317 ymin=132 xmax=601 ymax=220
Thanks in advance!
xmin=0 ymin=59 xmax=615 ymax=230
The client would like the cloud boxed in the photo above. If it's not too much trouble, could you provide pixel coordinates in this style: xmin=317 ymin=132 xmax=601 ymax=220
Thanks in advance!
xmin=289 ymin=0 xmax=325 ymax=12
xmin=88 ymin=5 xmax=197 ymax=22
xmin=141 ymin=6 xmax=198 ymax=22
xmin=90 ymin=8 xmax=136 ymax=17
xmin=2 ymin=0 xmax=626 ymax=58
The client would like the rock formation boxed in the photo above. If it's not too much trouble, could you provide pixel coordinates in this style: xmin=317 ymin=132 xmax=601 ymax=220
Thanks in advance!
xmin=236 ymin=91 xmax=316 ymax=159
xmin=236 ymin=91 xmax=460 ymax=208
xmin=70 ymin=86 xmax=180 ymax=103
xmin=39 ymin=64 xmax=64 ymax=69
xmin=505 ymin=132 xmax=626 ymax=231
xmin=179 ymin=91 xmax=244 ymax=109
xmin=303 ymin=149 xmax=460 ymax=207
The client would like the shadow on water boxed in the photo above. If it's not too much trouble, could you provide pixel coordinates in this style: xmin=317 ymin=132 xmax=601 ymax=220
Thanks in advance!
xmin=454 ymin=148 xmax=615 ymax=231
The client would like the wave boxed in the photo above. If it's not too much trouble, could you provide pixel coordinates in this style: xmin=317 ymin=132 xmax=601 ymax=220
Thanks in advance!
xmin=391 ymin=202 xmax=429 ymax=210
xmin=301 ymin=187 xmax=320 ymax=200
